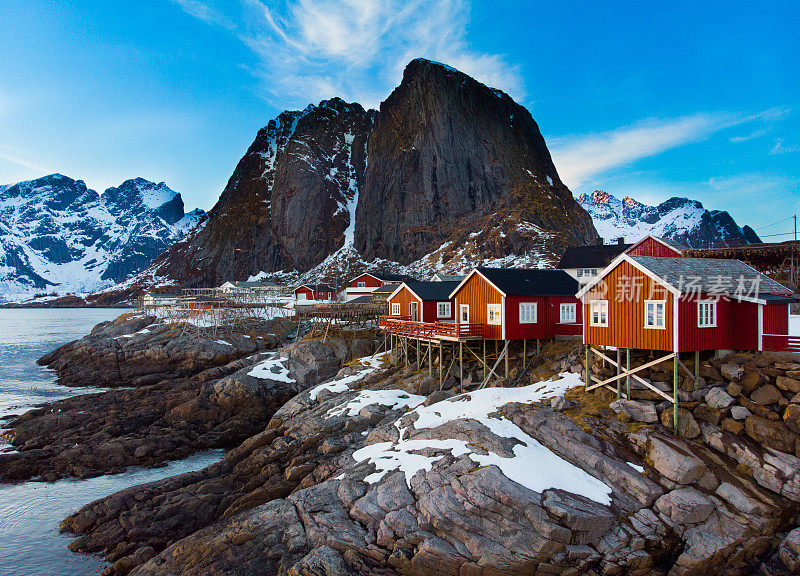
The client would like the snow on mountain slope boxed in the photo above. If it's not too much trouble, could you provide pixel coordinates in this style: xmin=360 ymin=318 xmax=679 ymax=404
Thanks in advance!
xmin=578 ymin=190 xmax=760 ymax=248
xmin=0 ymin=174 xmax=204 ymax=302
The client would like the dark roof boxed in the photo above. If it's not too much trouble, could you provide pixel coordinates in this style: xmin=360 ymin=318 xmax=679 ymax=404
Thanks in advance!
xmin=629 ymin=256 xmax=792 ymax=299
xmin=298 ymin=283 xmax=334 ymax=292
xmin=471 ymin=268 xmax=579 ymax=296
xmin=557 ymin=243 xmax=632 ymax=269
xmin=374 ymin=282 xmax=401 ymax=294
xmin=403 ymin=280 xmax=460 ymax=301
xmin=348 ymin=295 xmax=374 ymax=304
xmin=651 ymin=236 xmax=688 ymax=251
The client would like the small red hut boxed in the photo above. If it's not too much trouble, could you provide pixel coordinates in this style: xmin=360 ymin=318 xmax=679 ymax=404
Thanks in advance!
xmin=449 ymin=268 xmax=582 ymax=341
xmin=386 ymin=281 xmax=459 ymax=322
xmin=294 ymin=284 xmax=335 ymax=302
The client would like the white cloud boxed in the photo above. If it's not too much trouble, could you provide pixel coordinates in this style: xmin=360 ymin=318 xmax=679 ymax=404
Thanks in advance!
xmin=172 ymin=0 xmax=235 ymax=29
xmin=175 ymin=0 xmax=524 ymax=108
xmin=769 ymin=138 xmax=800 ymax=155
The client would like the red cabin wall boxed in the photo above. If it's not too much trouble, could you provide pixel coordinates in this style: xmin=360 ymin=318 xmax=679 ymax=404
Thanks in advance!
xmin=551 ymin=296 xmax=584 ymax=337
xmin=677 ymin=295 xmax=734 ymax=352
xmin=295 ymin=287 xmax=314 ymax=300
xmin=453 ymin=273 xmax=503 ymax=339
xmin=505 ymin=296 xmax=552 ymax=339
xmin=422 ymin=300 xmax=454 ymax=323
xmin=351 ymin=274 xmax=383 ymax=288
xmin=626 ymin=237 xmax=682 ymax=257
xmin=764 ymin=303 xmax=789 ymax=336
xmin=732 ymin=302 xmax=759 ymax=350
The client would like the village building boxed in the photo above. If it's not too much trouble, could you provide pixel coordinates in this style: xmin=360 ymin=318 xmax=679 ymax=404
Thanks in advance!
xmin=431 ymin=273 xmax=466 ymax=282
xmin=387 ymin=280 xmax=459 ymax=322
xmin=449 ymin=268 xmax=582 ymax=340
xmin=141 ymin=293 xmax=179 ymax=307
xmin=294 ymin=284 xmax=335 ymax=302
xmin=342 ymin=272 xmax=414 ymax=301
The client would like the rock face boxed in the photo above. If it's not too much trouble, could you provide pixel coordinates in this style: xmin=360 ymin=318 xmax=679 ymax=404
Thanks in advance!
xmin=132 ymin=58 xmax=596 ymax=291
xmin=0 ymin=174 xmax=203 ymax=301
xmin=578 ymin=189 xmax=760 ymax=248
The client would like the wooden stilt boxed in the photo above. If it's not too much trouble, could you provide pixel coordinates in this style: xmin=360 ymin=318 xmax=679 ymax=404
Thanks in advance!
xmin=536 ymin=338 xmax=540 ymax=354
xmin=459 ymin=342 xmax=464 ymax=388
xmin=616 ymin=348 xmax=621 ymax=399
xmin=504 ymin=340 xmax=509 ymax=381
xmin=483 ymin=339 xmax=486 ymax=381
xmin=585 ymin=345 xmax=589 ymax=389
xmin=428 ymin=340 xmax=433 ymax=377
xmin=626 ymin=348 xmax=631 ymax=399
xmin=523 ymin=339 xmax=527 ymax=370
xmin=439 ymin=340 xmax=443 ymax=387
xmin=694 ymin=350 xmax=700 ymax=391
xmin=673 ymin=353 xmax=679 ymax=433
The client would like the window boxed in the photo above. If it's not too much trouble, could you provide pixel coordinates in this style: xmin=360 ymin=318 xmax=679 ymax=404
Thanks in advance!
xmin=590 ymin=301 xmax=608 ymax=326
xmin=357 ymin=281 xmax=366 ymax=288
xmin=391 ymin=303 xmax=401 ymax=315
xmin=460 ymin=305 xmax=469 ymax=323
xmin=487 ymin=303 xmax=502 ymax=325
xmin=560 ymin=303 xmax=576 ymax=323
xmin=576 ymin=269 xmax=583 ymax=278
xmin=644 ymin=300 xmax=666 ymax=329
xmin=437 ymin=302 xmax=451 ymax=318
xmin=698 ymin=300 xmax=717 ymax=327
xmin=519 ymin=302 xmax=537 ymax=323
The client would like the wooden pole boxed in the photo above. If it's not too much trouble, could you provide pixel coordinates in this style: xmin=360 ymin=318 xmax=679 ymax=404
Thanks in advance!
xmin=537 ymin=338 xmax=540 ymax=354
xmin=416 ymin=339 xmax=420 ymax=370
xmin=439 ymin=340 xmax=443 ymax=387
xmin=626 ymin=348 xmax=631 ymax=399
xmin=429 ymin=340 xmax=433 ymax=377
xmin=504 ymin=340 xmax=509 ymax=381
xmin=523 ymin=339 xmax=526 ymax=369
xmin=673 ymin=353 xmax=679 ymax=433
xmin=694 ymin=350 xmax=700 ymax=391
xmin=616 ymin=348 xmax=621 ymax=399
xmin=483 ymin=339 xmax=487 ymax=381
xmin=459 ymin=342 xmax=464 ymax=388
xmin=585 ymin=345 xmax=590 ymax=390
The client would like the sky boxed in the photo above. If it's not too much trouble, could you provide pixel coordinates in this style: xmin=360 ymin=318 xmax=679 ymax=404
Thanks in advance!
xmin=0 ymin=0 xmax=798 ymax=238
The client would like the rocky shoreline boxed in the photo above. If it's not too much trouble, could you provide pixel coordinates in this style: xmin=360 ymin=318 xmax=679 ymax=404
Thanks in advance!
xmin=2 ymin=314 xmax=800 ymax=575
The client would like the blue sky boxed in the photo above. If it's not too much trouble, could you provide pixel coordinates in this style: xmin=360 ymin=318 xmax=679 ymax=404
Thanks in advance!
xmin=0 ymin=0 xmax=798 ymax=238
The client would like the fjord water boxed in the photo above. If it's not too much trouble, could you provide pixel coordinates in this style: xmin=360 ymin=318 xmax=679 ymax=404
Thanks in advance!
xmin=0 ymin=308 xmax=222 ymax=575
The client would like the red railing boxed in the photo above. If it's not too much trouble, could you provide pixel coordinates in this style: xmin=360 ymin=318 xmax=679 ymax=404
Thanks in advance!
xmin=763 ymin=334 xmax=800 ymax=353
xmin=379 ymin=317 xmax=483 ymax=339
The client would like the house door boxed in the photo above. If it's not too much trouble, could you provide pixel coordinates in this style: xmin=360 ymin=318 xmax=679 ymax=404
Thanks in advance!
xmin=298 ymin=292 xmax=307 ymax=300
xmin=460 ymin=304 xmax=469 ymax=323
xmin=409 ymin=302 xmax=419 ymax=321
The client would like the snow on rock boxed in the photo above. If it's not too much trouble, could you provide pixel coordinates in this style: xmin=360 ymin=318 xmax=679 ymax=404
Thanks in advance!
xmin=327 ymin=389 xmax=425 ymax=418
xmin=248 ymin=354 xmax=294 ymax=383
xmin=352 ymin=372 xmax=613 ymax=504
xmin=308 ymin=351 xmax=388 ymax=401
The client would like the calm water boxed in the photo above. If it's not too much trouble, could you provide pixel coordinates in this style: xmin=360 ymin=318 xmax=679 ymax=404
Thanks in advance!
xmin=0 ymin=309 xmax=223 ymax=575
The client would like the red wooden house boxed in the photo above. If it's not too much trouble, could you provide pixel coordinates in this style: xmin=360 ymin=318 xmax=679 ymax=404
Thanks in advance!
xmin=625 ymin=235 xmax=686 ymax=258
xmin=449 ymin=268 xmax=582 ymax=341
xmin=343 ymin=271 xmax=414 ymax=300
xmin=294 ymin=284 xmax=334 ymax=302
xmin=576 ymin=254 xmax=797 ymax=353
xmin=386 ymin=281 xmax=459 ymax=322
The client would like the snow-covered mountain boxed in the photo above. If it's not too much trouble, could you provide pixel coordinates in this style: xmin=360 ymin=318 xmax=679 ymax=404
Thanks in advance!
xmin=0 ymin=174 xmax=204 ymax=302
xmin=577 ymin=190 xmax=760 ymax=248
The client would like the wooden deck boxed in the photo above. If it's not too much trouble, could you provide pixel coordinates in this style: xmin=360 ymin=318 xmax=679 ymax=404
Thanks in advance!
xmin=378 ymin=316 xmax=483 ymax=342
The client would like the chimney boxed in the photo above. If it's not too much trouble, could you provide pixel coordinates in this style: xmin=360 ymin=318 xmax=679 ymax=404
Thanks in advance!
xmin=617 ymin=237 xmax=625 ymax=245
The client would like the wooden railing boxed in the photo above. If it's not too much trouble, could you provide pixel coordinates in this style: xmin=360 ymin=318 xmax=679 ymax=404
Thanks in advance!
xmin=379 ymin=317 xmax=483 ymax=339
xmin=763 ymin=334 xmax=800 ymax=353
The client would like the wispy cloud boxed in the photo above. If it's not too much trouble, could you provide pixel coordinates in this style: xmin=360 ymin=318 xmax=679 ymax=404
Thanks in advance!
xmin=0 ymin=145 xmax=51 ymax=175
xmin=769 ymin=138 xmax=800 ymax=155
xmin=172 ymin=0 xmax=235 ymax=29
xmin=550 ymin=109 xmax=789 ymax=189
xmin=174 ymin=0 xmax=524 ymax=108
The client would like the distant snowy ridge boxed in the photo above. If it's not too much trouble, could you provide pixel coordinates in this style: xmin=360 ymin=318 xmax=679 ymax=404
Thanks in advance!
xmin=0 ymin=173 xmax=204 ymax=302
xmin=578 ymin=190 xmax=760 ymax=248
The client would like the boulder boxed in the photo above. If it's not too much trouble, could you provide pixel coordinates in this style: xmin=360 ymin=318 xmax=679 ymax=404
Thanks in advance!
xmin=778 ymin=528 xmax=800 ymax=573
xmin=751 ymin=384 xmax=782 ymax=405
xmin=647 ymin=437 xmax=706 ymax=484
xmin=705 ymin=387 xmax=735 ymax=409
xmin=720 ymin=363 xmax=744 ymax=381
xmin=745 ymin=415 xmax=799 ymax=453
xmin=660 ymin=408 xmax=700 ymax=439
xmin=721 ymin=418 xmax=744 ymax=435
xmin=776 ymin=376 xmax=800 ymax=394
xmin=654 ymin=487 xmax=714 ymax=525
xmin=725 ymin=382 xmax=742 ymax=397
xmin=550 ymin=396 xmax=572 ymax=412
xmin=784 ymin=403 xmax=800 ymax=434
xmin=730 ymin=406 xmax=751 ymax=421
xmin=693 ymin=404 xmax=726 ymax=426
xmin=739 ymin=371 xmax=761 ymax=394
xmin=609 ymin=399 xmax=658 ymax=423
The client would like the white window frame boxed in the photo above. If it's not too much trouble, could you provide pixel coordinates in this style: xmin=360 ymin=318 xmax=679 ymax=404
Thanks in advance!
xmin=697 ymin=300 xmax=717 ymax=328
xmin=459 ymin=304 xmax=469 ymax=323
xmin=644 ymin=300 xmax=666 ymax=329
xmin=437 ymin=301 xmax=451 ymax=318
xmin=559 ymin=303 xmax=576 ymax=323
xmin=590 ymin=300 xmax=608 ymax=327
xmin=519 ymin=302 xmax=537 ymax=324
xmin=487 ymin=303 xmax=502 ymax=325
xmin=391 ymin=302 xmax=401 ymax=316
xmin=357 ymin=281 xmax=366 ymax=288
xmin=409 ymin=301 xmax=419 ymax=321
xmin=576 ymin=268 xmax=583 ymax=278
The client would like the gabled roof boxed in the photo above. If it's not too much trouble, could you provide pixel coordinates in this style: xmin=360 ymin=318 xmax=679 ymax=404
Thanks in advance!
xmin=392 ymin=280 xmax=460 ymax=302
xmin=373 ymin=282 xmax=401 ymax=294
xmin=431 ymin=273 xmax=466 ymax=282
xmin=297 ymin=283 xmax=334 ymax=292
xmin=626 ymin=234 xmax=687 ymax=254
xmin=576 ymin=254 xmax=793 ymax=303
xmin=348 ymin=295 xmax=374 ymax=304
xmin=557 ymin=243 xmax=632 ymax=269
xmin=451 ymin=268 xmax=579 ymax=298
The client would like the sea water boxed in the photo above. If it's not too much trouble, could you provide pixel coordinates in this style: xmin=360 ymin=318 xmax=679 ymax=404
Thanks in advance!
xmin=0 ymin=309 xmax=222 ymax=575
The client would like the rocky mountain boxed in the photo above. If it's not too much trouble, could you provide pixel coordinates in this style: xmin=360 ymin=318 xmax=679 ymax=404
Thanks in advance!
xmin=578 ymin=189 xmax=761 ymax=248
xmin=139 ymin=59 xmax=596 ymax=291
xmin=0 ymin=174 xmax=203 ymax=301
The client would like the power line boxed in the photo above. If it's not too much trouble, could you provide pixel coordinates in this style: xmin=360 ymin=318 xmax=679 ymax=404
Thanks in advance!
xmin=758 ymin=231 xmax=798 ymax=238
xmin=755 ymin=215 xmax=795 ymax=231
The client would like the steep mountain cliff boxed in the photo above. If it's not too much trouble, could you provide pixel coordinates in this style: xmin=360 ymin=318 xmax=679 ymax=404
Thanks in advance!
xmin=578 ymin=190 xmax=760 ymax=248
xmin=141 ymin=59 xmax=597 ymax=289
xmin=0 ymin=174 xmax=202 ymax=301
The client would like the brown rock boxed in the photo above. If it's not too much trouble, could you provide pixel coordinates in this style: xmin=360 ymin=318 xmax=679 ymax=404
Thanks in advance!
xmin=776 ymin=376 xmax=800 ymax=394
xmin=721 ymin=418 xmax=744 ymax=435
xmin=726 ymin=382 xmax=742 ymax=397
xmin=740 ymin=396 xmax=781 ymax=420
xmin=745 ymin=415 xmax=799 ymax=453
xmin=231 ymin=532 xmax=256 ymax=546
xmin=661 ymin=408 xmax=701 ymax=439
xmin=693 ymin=404 xmax=726 ymax=426
xmin=739 ymin=371 xmax=761 ymax=394
xmin=720 ymin=363 xmax=744 ymax=381
xmin=787 ymin=370 xmax=800 ymax=380
xmin=785 ymin=403 xmax=800 ymax=434
xmin=751 ymin=384 xmax=782 ymax=405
